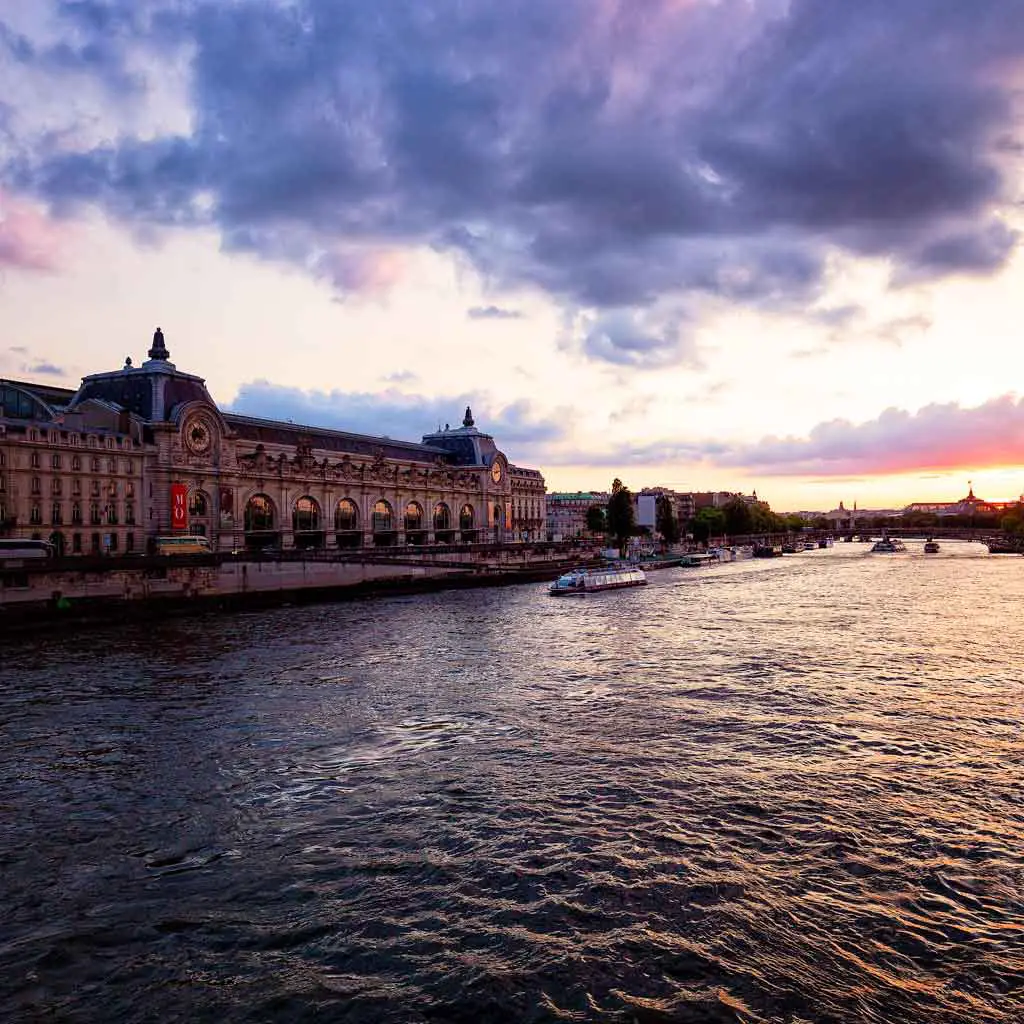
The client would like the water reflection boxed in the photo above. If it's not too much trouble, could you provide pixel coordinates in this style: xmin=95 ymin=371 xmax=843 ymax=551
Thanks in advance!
xmin=2 ymin=542 xmax=1022 ymax=1021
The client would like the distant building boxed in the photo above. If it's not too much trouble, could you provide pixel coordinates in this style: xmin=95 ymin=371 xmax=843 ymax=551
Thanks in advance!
xmin=546 ymin=491 xmax=609 ymax=540
xmin=904 ymin=484 xmax=1016 ymax=518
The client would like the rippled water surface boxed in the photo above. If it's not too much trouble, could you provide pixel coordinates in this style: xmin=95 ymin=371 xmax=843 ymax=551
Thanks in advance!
xmin=2 ymin=541 xmax=1023 ymax=1022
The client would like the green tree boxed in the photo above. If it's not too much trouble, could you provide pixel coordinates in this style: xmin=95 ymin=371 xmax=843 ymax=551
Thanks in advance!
xmin=722 ymin=497 xmax=752 ymax=535
xmin=656 ymin=495 xmax=680 ymax=545
xmin=689 ymin=506 xmax=726 ymax=544
xmin=585 ymin=504 xmax=607 ymax=534
xmin=607 ymin=481 xmax=636 ymax=551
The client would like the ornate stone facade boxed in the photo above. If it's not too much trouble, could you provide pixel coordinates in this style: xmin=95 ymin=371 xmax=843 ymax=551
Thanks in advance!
xmin=0 ymin=330 xmax=547 ymax=554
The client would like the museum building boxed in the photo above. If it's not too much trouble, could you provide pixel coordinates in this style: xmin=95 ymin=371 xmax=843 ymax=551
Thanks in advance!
xmin=0 ymin=329 xmax=547 ymax=555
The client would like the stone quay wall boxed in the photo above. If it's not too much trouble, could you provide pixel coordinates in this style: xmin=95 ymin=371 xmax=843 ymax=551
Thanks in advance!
xmin=0 ymin=543 xmax=598 ymax=628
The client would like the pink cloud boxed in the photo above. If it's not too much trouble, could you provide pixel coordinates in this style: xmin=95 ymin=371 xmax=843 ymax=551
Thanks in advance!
xmin=318 ymin=247 xmax=406 ymax=297
xmin=727 ymin=395 xmax=1024 ymax=476
xmin=0 ymin=191 xmax=65 ymax=272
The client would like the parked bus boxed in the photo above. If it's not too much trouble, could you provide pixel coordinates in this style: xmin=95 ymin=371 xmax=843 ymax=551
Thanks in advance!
xmin=154 ymin=535 xmax=212 ymax=556
xmin=0 ymin=538 xmax=55 ymax=562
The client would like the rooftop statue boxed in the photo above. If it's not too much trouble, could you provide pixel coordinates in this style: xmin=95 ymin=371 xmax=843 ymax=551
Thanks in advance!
xmin=148 ymin=326 xmax=170 ymax=361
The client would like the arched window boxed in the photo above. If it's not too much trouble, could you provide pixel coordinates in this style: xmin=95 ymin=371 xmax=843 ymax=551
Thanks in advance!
xmin=244 ymin=494 xmax=275 ymax=532
xmin=372 ymin=500 xmax=393 ymax=532
xmin=459 ymin=504 xmax=475 ymax=530
xmin=189 ymin=490 xmax=209 ymax=516
xmin=433 ymin=502 xmax=451 ymax=531
xmin=292 ymin=495 xmax=321 ymax=532
xmin=335 ymin=498 xmax=358 ymax=531
xmin=404 ymin=501 xmax=425 ymax=545
xmin=404 ymin=501 xmax=423 ymax=531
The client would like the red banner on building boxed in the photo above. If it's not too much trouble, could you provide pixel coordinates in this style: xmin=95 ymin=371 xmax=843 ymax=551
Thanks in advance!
xmin=170 ymin=483 xmax=188 ymax=530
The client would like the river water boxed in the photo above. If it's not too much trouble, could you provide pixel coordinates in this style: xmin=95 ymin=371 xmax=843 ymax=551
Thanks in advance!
xmin=2 ymin=541 xmax=1023 ymax=1023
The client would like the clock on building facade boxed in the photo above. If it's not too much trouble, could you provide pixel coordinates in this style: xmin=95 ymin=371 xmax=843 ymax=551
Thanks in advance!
xmin=184 ymin=415 xmax=214 ymax=456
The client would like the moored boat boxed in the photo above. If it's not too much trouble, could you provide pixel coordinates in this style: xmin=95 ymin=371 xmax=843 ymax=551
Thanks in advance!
xmin=549 ymin=565 xmax=648 ymax=595
xmin=870 ymin=535 xmax=906 ymax=553
xmin=923 ymin=538 xmax=940 ymax=554
xmin=681 ymin=552 xmax=717 ymax=566
xmin=753 ymin=544 xmax=783 ymax=558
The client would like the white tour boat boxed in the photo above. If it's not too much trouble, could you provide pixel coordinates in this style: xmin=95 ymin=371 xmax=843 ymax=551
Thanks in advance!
xmin=870 ymin=535 xmax=906 ymax=553
xmin=549 ymin=565 xmax=648 ymax=596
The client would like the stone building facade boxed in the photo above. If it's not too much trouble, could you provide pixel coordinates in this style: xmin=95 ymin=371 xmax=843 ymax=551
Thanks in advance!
xmin=0 ymin=329 xmax=547 ymax=554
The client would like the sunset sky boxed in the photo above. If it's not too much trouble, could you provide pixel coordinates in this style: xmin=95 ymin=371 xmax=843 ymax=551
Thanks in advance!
xmin=2 ymin=0 xmax=1024 ymax=511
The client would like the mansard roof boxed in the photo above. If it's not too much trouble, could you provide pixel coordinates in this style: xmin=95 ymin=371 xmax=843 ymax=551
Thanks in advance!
xmin=223 ymin=412 xmax=452 ymax=463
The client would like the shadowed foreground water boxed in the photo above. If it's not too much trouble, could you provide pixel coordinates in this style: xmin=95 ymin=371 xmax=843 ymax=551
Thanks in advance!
xmin=2 ymin=541 xmax=1023 ymax=1022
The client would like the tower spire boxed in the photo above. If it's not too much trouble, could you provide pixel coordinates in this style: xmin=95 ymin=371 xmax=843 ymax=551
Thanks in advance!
xmin=148 ymin=326 xmax=170 ymax=361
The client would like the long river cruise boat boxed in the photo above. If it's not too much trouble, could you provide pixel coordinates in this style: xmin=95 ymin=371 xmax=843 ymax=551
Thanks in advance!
xmin=549 ymin=565 xmax=648 ymax=596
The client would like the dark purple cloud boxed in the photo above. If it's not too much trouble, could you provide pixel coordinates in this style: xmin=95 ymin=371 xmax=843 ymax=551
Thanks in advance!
xmin=3 ymin=0 xmax=1023 ymax=364
xmin=25 ymin=360 xmax=67 ymax=376
xmin=226 ymin=381 xmax=570 ymax=463
xmin=467 ymin=305 xmax=523 ymax=320
xmin=575 ymin=309 xmax=699 ymax=370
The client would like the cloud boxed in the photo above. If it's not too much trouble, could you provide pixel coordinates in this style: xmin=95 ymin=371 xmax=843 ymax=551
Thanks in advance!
xmin=548 ymin=392 xmax=1024 ymax=478
xmin=467 ymin=305 xmax=523 ymax=320
xmin=25 ymin=360 xmax=66 ymax=376
xmin=225 ymin=381 xmax=571 ymax=462
xmin=722 ymin=395 xmax=1024 ymax=476
xmin=566 ymin=307 xmax=702 ymax=369
xmin=381 ymin=370 xmax=418 ymax=385
xmin=0 ymin=189 xmax=66 ymax=270
xmin=2 ymin=0 xmax=1023 ymax=336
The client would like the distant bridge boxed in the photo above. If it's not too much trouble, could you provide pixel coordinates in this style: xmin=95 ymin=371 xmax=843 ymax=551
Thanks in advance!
xmin=809 ymin=527 xmax=1022 ymax=549
xmin=716 ymin=527 xmax=1021 ymax=550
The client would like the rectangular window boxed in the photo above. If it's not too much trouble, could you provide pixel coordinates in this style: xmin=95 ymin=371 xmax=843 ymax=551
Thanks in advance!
xmin=52 ymin=453 xmax=61 ymax=469
xmin=125 ymin=460 xmax=134 ymax=474
xmin=91 ymin=481 xmax=100 ymax=497
xmin=125 ymin=533 xmax=134 ymax=553
xmin=72 ymin=480 xmax=81 ymax=496
xmin=107 ymin=458 xmax=117 ymax=474
xmin=52 ymin=502 xmax=62 ymax=525
xmin=125 ymin=502 xmax=135 ymax=525
xmin=126 ymin=482 xmax=135 ymax=498
xmin=0 ymin=476 xmax=4 ymax=493
xmin=72 ymin=502 xmax=82 ymax=525
xmin=72 ymin=533 xmax=82 ymax=553
xmin=30 ymin=504 xmax=42 ymax=525
xmin=30 ymin=476 xmax=41 ymax=494
xmin=106 ymin=505 xmax=118 ymax=525
xmin=109 ymin=532 xmax=118 ymax=552
xmin=30 ymin=452 xmax=40 ymax=469
xmin=91 ymin=457 xmax=100 ymax=472
xmin=72 ymin=455 xmax=81 ymax=471
xmin=90 ymin=502 xmax=101 ymax=525
xmin=51 ymin=478 xmax=62 ymax=495
xmin=91 ymin=533 xmax=100 ymax=553
xmin=108 ymin=481 xmax=117 ymax=496
xmin=0 ymin=452 xmax=5 ymax=467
